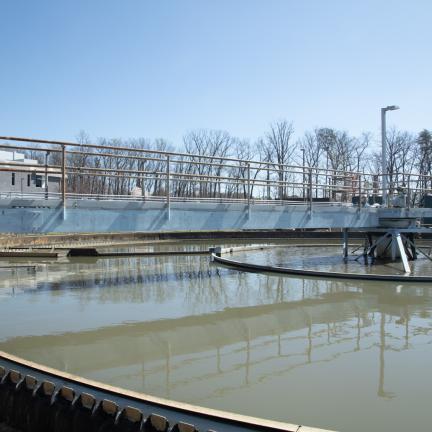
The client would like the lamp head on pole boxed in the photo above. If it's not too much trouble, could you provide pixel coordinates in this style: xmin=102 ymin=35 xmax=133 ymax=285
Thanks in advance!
xmin=384 ymin=105 xmax=400 ymax=111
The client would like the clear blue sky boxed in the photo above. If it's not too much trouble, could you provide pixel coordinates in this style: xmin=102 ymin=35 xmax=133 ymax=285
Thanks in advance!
xmin=1 ymin=0 xmax=431 ymax=148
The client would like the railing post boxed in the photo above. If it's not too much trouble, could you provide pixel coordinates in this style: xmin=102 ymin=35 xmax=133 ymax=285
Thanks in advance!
xmin=45 ymin=151 xmax=50 ymax=200
xmin=309 ymin=168 xmax=313 ymax=212
xmin=141 ymin=173 xmax=146 ymax=201
xmin=358 ymin=174 xmax=362 ymax=209
xmin=266 ymin=164 xmax=270 ymax=200
xmin=247 ymin=162 xmax=251 ymax=209
xmin=166 ymin=155 xmax=170 ymax=219
xmin=407 ymin=175 xmax=411 ymax=210
xmin=61 ymin=144 xmax=66 ymax=208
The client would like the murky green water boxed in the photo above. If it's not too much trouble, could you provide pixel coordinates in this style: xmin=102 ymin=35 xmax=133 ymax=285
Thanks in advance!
xmin=0 ymin=243 xmax=432 ymax=432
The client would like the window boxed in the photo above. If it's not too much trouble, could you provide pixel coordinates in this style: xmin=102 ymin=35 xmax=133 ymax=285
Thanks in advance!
xmin=27 ymin=174 xmax=31 ymax=187
xmin=35 ymin=175 xmax=42 ymax=188
xmin=11 ymin=173 xmax=15 ymax=186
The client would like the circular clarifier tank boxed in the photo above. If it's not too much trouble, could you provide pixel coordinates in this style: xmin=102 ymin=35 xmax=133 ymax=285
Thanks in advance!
xmin=1 ymin=239 xmax=432 ymax=432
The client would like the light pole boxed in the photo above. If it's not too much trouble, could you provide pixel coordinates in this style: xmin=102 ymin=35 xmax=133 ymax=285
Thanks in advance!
xmin=381 ymin=105 xmax=399 ymax=206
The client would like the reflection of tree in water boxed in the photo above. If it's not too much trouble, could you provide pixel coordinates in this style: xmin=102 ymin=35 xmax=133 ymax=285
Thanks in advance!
xmin=152 ymin=304 xmax=430 ymax=405
xmin=378 ymin=312 xmax=395 ymax=399
xmin=8 ymin=255 xmax=428 ymax=310
xmin=173 ymin=283 xmax=431 ymax=402
xmin=3 ymin=263 xmax=432 ymax=409
xmin=10 ymin=255 xmax=355 ymax=308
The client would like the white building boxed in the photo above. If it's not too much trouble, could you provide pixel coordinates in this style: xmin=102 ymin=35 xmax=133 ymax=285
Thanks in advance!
xmin=0 ymin=150 xmax=61 ymax=196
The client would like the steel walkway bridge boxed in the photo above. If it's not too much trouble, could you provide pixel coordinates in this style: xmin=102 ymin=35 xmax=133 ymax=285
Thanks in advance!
xmin=0 ymin=136 xmax=431 ymax=234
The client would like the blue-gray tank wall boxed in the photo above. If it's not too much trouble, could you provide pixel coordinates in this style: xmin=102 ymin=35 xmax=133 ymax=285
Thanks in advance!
xmin=1 ymin=198 xmax=429 ymax=234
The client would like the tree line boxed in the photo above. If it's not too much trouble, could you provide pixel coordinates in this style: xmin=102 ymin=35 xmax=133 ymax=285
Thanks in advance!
xmin=24 ymin=122 xmax=432 ymax=202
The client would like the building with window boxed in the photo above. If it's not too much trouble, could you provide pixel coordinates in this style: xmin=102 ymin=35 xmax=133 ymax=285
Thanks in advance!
xmin=0 ymin=150 xmax=61 ymax=196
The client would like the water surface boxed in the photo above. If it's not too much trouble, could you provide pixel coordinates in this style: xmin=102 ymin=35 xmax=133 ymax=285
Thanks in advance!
xmin=0 ymin=244 xmax=431 ymax=432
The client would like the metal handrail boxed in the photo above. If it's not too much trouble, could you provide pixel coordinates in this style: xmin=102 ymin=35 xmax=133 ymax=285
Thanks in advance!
xmin=0 ymin=136 xmax=431 ymax=210
xmin=0 ymin=136 xmax=368 ymax=176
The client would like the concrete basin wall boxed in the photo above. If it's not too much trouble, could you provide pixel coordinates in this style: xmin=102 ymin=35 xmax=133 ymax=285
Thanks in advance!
xmin=0 ymin=198 xmax=389 ymax=233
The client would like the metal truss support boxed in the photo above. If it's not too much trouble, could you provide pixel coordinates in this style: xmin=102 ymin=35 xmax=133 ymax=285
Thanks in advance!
xmin=360 ymin=230 xmax=411 ymax=274
xmin=394 ymin=232 xmax=411 ymax=274
xmin=342 ymin=228 xmax=348 ymax=262
xmin=402 ymin=235 xmax=432 ymax=263
xmin=365 ymin=232 xmax=392 ymax=258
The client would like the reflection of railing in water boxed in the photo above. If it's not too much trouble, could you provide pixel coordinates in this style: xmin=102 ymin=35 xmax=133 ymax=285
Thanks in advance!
xmin=2 ymin=258 xmax=431 ymax=406
xmin=1 ymin=257 xmax=306 ymax=316
xmin=1 ymin=268 xmax=431 ymax=431
xmin=2 ymin=287 xmax=430 ymax=400
xmin=2 ymin=256 xmax=357 ymax=307
xmin=3 ymin=255 xmax=432 ymax=307
xmin=138 ymin=318 xmax=379 ymax=401
xmin=0 ymin=255 xmax=230 ymax=294
xmin=104 ymin=307 xmax=421 ymax=406
xmin=133 ymin=309 xmax=423 ymax=403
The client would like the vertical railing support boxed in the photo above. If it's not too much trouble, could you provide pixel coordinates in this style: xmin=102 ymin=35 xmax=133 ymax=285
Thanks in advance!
xmin=308 ymin=168 xmax=313 ymax=213
xmin=407 ymin=175 xmax=411 ymax=210
xmin=247 ymin=162 xmax=251 ymax=211
xmin=61 ymin=144 xmax=66 ymax=217
xmin=45 ymin=151 xmax=50 ymax=200
xmin=358 ymin=174 xmax=362 ymax=209
xmin=141 ymin=174 xmax=146 ymax=201
xmin=266 ymin=164 xmax=270 ymax=200
xmin=302 ymin=162 xmax=306 ymax=202
xmin=166 ymin=155 xmax=170 ymax=220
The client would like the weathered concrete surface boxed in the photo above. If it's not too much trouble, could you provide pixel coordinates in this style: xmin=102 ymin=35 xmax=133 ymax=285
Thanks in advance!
xmin=0 ymin=198 xmax=431 ymax=234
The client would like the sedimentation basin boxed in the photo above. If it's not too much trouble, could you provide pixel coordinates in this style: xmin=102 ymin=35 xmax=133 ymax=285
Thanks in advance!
xmin=0 ymin=232 xmax=431 ymax=432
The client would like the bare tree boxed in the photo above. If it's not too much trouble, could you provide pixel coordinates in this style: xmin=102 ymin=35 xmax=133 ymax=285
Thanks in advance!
xmin=384 ymin=128 xmax=416 ymax=194
xmin=315 ymin=128 xmax=373 ymax=201
xmin=263 ymin=120 xmax=296 ymax=199
xmin=297 ymin=131 xmax=323 ymax=198
xmin=182 ymin=130 xmax=232 ymax=198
